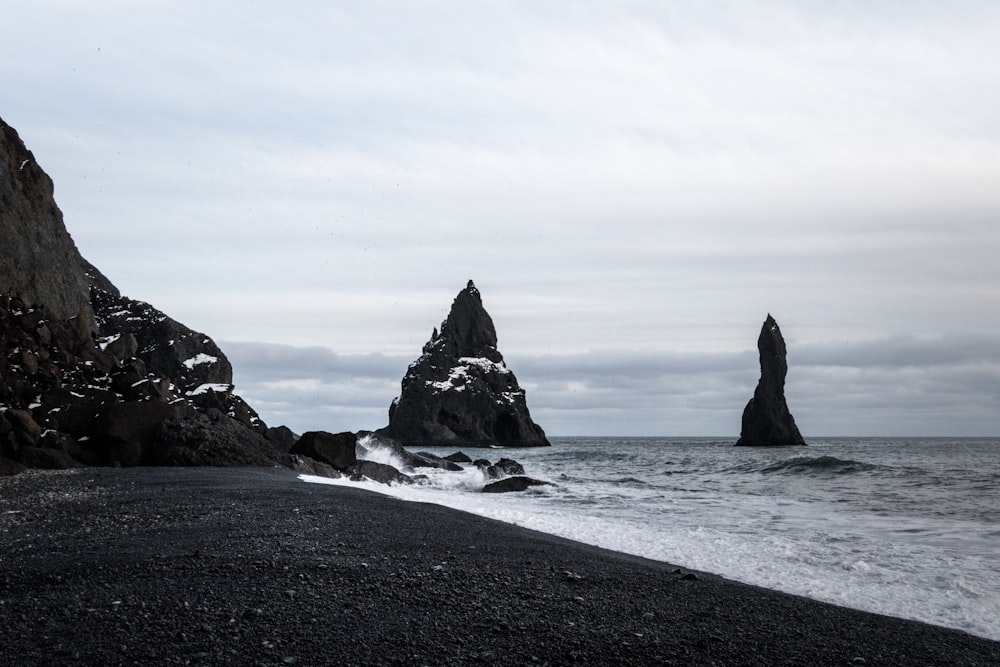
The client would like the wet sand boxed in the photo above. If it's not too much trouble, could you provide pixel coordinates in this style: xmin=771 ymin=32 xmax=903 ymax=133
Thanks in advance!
xmin=1 ymin=466 xmax=997 ymax=666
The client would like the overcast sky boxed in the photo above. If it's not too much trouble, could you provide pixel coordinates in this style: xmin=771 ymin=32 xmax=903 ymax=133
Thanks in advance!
xmin=4 ymin=1 xmax=999 ymax=437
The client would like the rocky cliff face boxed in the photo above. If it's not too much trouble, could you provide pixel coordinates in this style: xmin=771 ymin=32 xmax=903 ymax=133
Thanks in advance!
xmin=0 ymin=119 xmax=94 ymax=329
xmin=379 ymin=281 xmax=549 ymax=448
xmin=736 ymin=314 xmax=806 ymax=446
xmin=0 ymin=116 xmax=289 ymax=474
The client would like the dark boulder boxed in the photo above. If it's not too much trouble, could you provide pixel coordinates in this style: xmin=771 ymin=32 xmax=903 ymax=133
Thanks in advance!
xmin=291 ymin=431 xmax=358 ymax=471
xmin=0 ymin=455 xmax=25 ymax=476
xmin=265 ymin=425 xmax=298 ymax=452
xmin=18 ymin=445 xmax=78 ymax=470
xmin=491 ymin=457 xmax=525 ymax=476
xmin=474 ymin=457 xmax=527 ymax=479
xmin=151 ymin=408 xmax=287 ymax=467
xmin=90 ymin=401 xmax=183 ymax=466
xmin=412 ymin=451 xmax=464 ymax=471
xmin=4 ymin=408 xmax=41 ymax=444
xmin=378 ymin=280 xmax=549 ymax=448
xmin=350 ymin=460 xmax=413 ymax=485
xmin=290 ymin=454 xmax=342 ymax=479
xmin=444 ymin=451 xmax=473 ymax=463
xmin=482 ymin=476 xmax=552 ymax=493
xmin=736 ymin=314 xmax=806 ymax=446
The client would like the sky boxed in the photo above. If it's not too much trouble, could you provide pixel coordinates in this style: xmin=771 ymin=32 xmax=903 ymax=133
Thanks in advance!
xmin=3 ymin=1 xmax=999 ymax=437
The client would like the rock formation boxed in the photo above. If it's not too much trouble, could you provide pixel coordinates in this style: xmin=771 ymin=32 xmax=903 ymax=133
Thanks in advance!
xmin=0 ymin=116 xmax=292 ymax=474
xmin=378 ymin=281 xmax=549 ymax=448
xmin=0 ymin=120 xmax=96 ymax=329
xmin=736 ymin=314 xmax=806 ymax=446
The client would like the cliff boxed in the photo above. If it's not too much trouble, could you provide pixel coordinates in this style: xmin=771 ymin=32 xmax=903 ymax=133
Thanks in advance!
xmin=0 ymin=116 xmax=289 ymax=474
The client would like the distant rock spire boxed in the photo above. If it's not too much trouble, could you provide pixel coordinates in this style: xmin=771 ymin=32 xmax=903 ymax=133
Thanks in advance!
xmin=379 ymin=281 xmax=549 ymax=447
xmin=736 ymin=314 xmax=806 ymax=446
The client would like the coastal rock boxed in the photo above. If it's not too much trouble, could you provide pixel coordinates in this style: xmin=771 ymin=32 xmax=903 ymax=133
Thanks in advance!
xmin=290 ymin=431 xmax=358 ymax=471
xmin=482 ymin=476 xmax=552 ymax=493
xmin=0 ymin=118 xmax=95 ymax=329
xmin=265 ymin=425 xmax=298 ymax=452
xmin=0 ymin=116 xmax=287 ymax=473
xmin=736 ymin=314 xmax=806 ymax=446
xmin=151 ymin=407 xmax=287 ymax=467
xmin=378 ymin=281 xmax=549 ymax=448
xmin=290 ymin=454 xmax=342 ymax=479
xmin=412 ymin=451 xmax=464 ymax=471
xmin=350 ymin=460 xmax=413 ymax=485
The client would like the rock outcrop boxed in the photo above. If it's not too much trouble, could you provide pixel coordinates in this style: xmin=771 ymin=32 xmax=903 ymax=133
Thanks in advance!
xmin=378 ymin=281 xmax=548 ymax=448
xmin=0 ymin=119 xmax=95 ymax=329
xmin=736 ymin=314 xmax=806 ymax=446
xmin=0 ymin=116 xmax=290 ymax=474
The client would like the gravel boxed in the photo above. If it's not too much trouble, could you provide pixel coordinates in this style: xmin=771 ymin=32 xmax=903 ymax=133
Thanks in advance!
xmin=1 ymin=466 xmax=997 ymax=666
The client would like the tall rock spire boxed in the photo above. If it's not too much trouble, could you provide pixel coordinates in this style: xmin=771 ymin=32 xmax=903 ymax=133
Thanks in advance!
xmin=736 ymin=314 xmax=806 ymax=446
xmin=379 ymin=281 xmax=549 ymax=447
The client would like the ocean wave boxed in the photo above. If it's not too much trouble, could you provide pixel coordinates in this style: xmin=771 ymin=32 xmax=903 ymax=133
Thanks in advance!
xmin=759 ymin=456 xmax=882 ymax=476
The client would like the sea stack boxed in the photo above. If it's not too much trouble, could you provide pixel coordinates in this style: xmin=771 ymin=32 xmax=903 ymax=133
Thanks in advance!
xmin=378 ymin=281 xmax=549 ymax=448
xmin=736 ymin=314 xmax=806 ymax=446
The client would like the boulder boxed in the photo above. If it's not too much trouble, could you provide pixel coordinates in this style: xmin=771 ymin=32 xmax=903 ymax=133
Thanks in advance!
xmin=0 ymin=455 xmax=26 ymax=476
xmin=291 ymin=431 xmax=358 ymax=471
xmin=412 ymin=451 xmax=464 ymax=471
xmin=150 ymin=408 xmax=287 ymax=467
xmin=736 ymin=314 xmax=806 ymax=446
xmin=491 ymin=457 xmax=525 ymax=476
xmin=378 ymin=280 xmax=549 ymax=448
xmin=4 ymin=408 xmax=41 ymax=443
xmin=350 ymin=460 xmax=413 ymax=485
xmin=482 ymin=476 xmax=552 ymax=493
xmin=19 ymin=446 xmax=78 ymax=470
xmin=266 ymin=425 xmax=298 ymax=452
xmin=90 ymin=401 xmax=183 ymax=466
xmin=290 ymin=454 xmax=341 ymax=479
xmin=444 ymin=451 xmax=473 ymax=463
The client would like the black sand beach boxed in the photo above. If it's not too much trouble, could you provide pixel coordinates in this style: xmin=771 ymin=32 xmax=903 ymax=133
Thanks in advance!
xmin=1 ymin=467 xmax=997 ymax=666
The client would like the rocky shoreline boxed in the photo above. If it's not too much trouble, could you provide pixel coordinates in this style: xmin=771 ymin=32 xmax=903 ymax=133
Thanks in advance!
xmin=2 ymin=467 xmax=997 ymax=666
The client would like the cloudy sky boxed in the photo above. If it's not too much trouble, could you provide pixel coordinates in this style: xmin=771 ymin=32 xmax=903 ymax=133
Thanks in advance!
xmin=4 ymin=1 xmax=999 ymax=437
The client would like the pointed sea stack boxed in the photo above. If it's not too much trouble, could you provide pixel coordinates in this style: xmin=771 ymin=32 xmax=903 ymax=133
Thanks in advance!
xmin=379 ymin=281 xmax=549 ymax=448
xmin=736 ymin=314 xmax=806 ymax=446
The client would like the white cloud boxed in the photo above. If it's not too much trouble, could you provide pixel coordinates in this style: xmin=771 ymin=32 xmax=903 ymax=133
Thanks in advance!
xmin=3 ymin=1 xmax=999 ymax=435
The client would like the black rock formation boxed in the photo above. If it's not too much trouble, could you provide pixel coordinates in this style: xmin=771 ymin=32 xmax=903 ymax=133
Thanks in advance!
xmin=0 ymin=116 xmax=292 ymax=474
xmin=0 ymin=119 xmax=95 ymax=328
xmin=736 ymin=314 xmax=806 ymax=446
xmin=482 ymin=476 xmax=552 ymax=493
xmin=378 ymin=281 xmax=548 ymax=448
xmin=290 ymin=431 xmax=358 ymax=471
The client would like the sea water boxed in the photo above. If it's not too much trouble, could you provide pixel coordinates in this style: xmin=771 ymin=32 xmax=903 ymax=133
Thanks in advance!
xmin=303 ymin=437 xmax=1000 ymax=642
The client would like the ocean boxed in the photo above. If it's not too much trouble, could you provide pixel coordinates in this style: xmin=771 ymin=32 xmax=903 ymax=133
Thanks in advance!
xmin=304 ymin=436 xmax=1000 ymax=642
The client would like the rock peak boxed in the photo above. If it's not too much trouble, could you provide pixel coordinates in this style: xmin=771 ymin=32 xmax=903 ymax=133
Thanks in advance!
xmin=427 ymin=279 xmax=498 ymax=360
xmin=736 ymin=314 xmax=806 ymax=446
xmin=380 ymin=282 xmax=548 ymax=448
